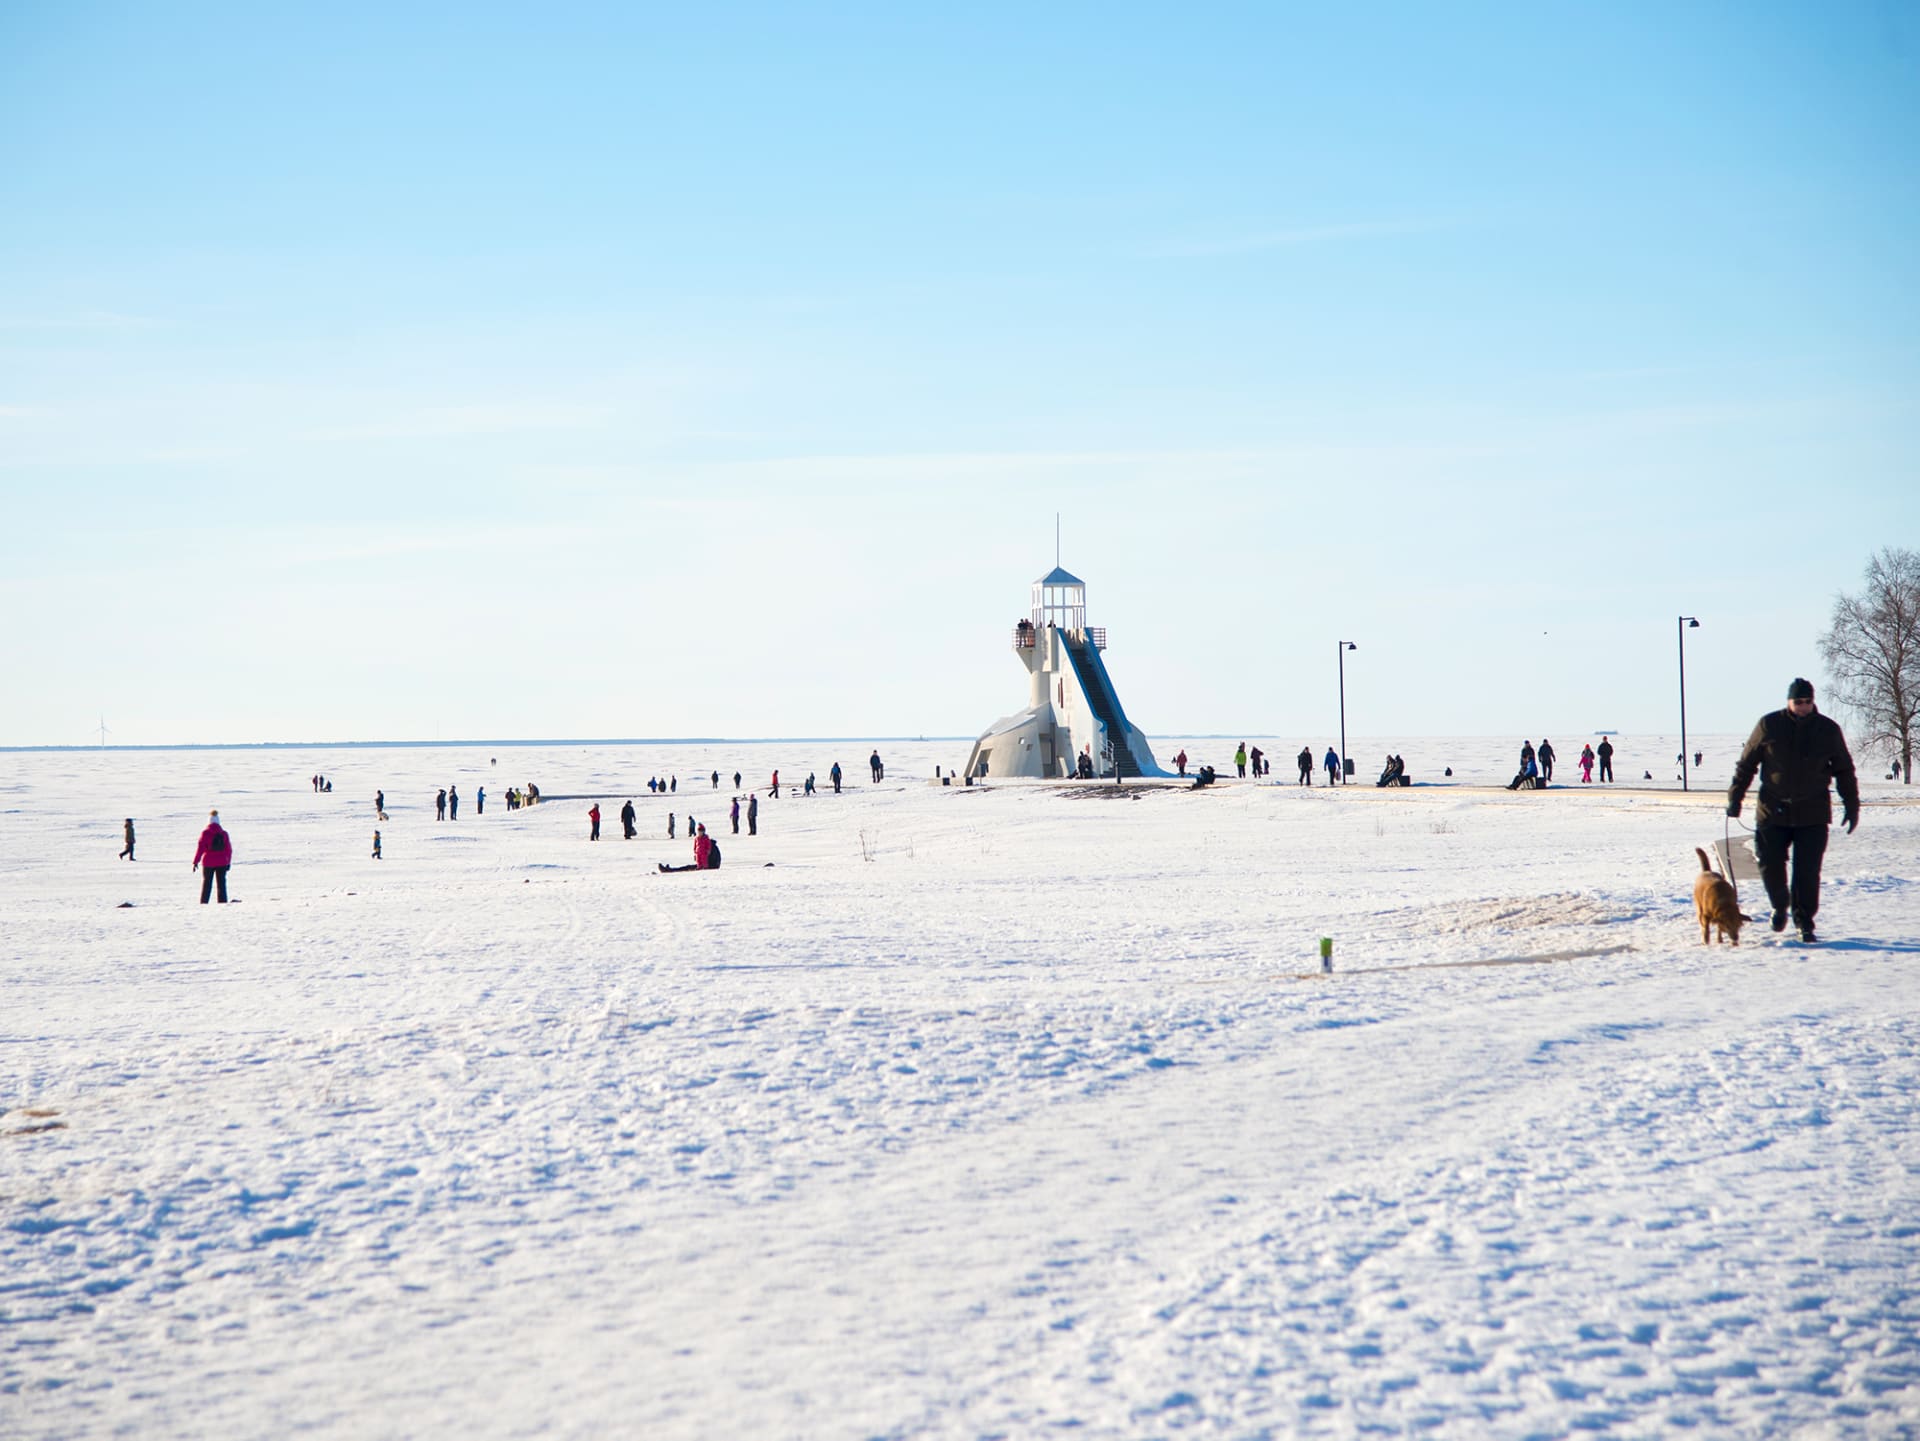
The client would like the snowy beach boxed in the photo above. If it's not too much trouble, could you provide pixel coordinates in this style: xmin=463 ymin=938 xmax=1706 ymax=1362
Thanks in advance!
xmin=4 ymin=738 xmax=1917 ymax=1438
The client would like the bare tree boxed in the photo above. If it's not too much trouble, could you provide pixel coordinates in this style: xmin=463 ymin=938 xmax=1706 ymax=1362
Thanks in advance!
xmin=1820 ymin=547 xmax=1920 ymax=783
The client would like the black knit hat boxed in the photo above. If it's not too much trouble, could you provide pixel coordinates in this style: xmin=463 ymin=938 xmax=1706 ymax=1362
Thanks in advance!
xmin=1787 ymin=677 xmax=1815 ymax=700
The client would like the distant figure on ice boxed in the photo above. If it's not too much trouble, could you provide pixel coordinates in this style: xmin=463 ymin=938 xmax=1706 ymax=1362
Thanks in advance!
xmin=658 ymin=823 xmax=718 ymax=873
xmin=375 ymin=789 xmax=387 ymax=821
xmin=733 ymin=771 xmax=741 ymax=789
xmin=192 ymin=810 xmax=232 ymax=904
xmin=711 ymin=770 xmax=720 ymax=789
xmin=1538 ymin=739 xmax=1556 ymax=782
xmin=588 ymin=803 xmax=601 ymax=841
xmin=668 ymin=812 xmax=676 ymax=840
xmin=435 ymin=788 xmax=447 ymax=820
xmin=1297 ymin=747 xmax=1313 ymax=785
xmin=1174 ymin=749 xmax=1187 ymax=776
xmin=119 ymin=818 xmax=136 ymax=860
xmin=671 ymin=776 xmax=678 ymax=793
xmin=1234 ymin=743 xmax=1248 ymax=778
xmin=475 ymin=786 xmax=485 ymax=815
xmin=371 ymin=829 xmax=382 ymax=860
xmin=870 ymin=750 xmax=884 ymax=782
xmin=771 ymin=770 xmax=780 ymax=799
xmin=620 ymin=799 xmax=637 ymax=840
xmin=1596 ymin=736 xmax=1615 ymax=783
xmin=748 ymin=793 xmax=758 ymax=836
xmin=730 ymin=796 xmax=741 ymax=834
xmin=1324 ymin=747 xmax=1341 ymax=786
xmin=449 ymin=786 xmax=459 ymax=820
xmin=805 ymin=772 xmax=816 ymax=796
xmin=831 ymin=761 xmax=843 ymax=793
xmin=1579 ymin=743 xmax=1595 ymax=783
xmin=1250 ymin=745 xmax=1264 ymax=778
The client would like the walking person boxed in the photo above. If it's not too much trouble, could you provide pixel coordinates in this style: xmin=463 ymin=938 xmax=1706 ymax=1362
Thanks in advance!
xmin=119 ymin=818 xmax=136 ymax=860
xmin=771 ymin=770 xmax=780 ymax=799
xmin=588 ymin=803 xmax=601 ymax=841
xmin=375 ymin=789 xmax=387 ymax=821
xmin=1174 ymin=749 xmax=1188 ymax=777
xmin=870 ymin=750 xmax=883 ymax=782
xmin=831 ymin=761 xmax=843 ymax=793
xmin=475 ymin=786 xmax=485 ymax=815
xmin=192 ymin=809 xmax=233 ymax=904
xmin=748 ymin=792 xmax=758 ymax=836
xmin=668 ymin=812 xmax=676 ymax=840
xmin=1297 ymin=746 xmax=1313 ymax=785
xmin=711 ymin=770 xmax=720 ymax=789
xmin=435 ymin=788 xmax=447 ymax=820
xmin=620 ymin=799 xmax=637 ymax=840
xmin=1727 ymin=678 xmax=1859 ymax=943
xmin=449 ymin=785 xmax=459 ymax=820
xmin=1324 ymin=746 xmax=1341 ymax=786
xmin=371 ymin=829 xmax=382 ymax=860
xmin=1579 ymin=743 xmax=1595 ymax=783
xmin=1249 ymin=745 xmax=1264 ymax=779
xmin=730 ymin=796 xmax=741 ymax=834
xmin=1538 ymin=739 xmax=1556 ymax=782
xmin=1596 ymin=736 xmax=1614 ymax=783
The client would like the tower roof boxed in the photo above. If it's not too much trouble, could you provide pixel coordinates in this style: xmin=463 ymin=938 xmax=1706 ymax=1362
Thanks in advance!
xmin=1036 ymin=566 xmax=1085 ymax=587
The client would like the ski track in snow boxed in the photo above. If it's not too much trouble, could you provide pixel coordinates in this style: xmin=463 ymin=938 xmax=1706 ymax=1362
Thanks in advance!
xmin=3 ymin=736 xmax=1917 ymax=1439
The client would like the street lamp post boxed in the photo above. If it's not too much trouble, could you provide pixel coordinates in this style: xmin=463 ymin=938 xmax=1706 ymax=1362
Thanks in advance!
xmin=1678 ymin=616 xmax=1700 ymax=791
xmin=1338 ymin=641 xmax=1357 ymax=785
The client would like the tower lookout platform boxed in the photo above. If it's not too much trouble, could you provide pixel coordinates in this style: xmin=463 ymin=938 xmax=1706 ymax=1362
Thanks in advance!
xmin=963 ymin=566 xmax=1170 ymax=780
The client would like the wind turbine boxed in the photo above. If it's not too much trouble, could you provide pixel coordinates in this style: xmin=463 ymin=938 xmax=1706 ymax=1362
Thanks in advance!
xmin=96 ymin=715 xmax=112 ymax=748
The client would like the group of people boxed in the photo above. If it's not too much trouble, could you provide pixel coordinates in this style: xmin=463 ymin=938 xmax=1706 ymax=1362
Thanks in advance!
xmin=1233 ymin=744 xmax=1267 ymax=778
xmin=156 ymin=684 xmax=1872 ymax=938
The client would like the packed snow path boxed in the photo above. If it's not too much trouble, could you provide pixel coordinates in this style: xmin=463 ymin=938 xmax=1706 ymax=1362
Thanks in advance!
xmin=5 ymin=739 xmax=1917 ymax=1438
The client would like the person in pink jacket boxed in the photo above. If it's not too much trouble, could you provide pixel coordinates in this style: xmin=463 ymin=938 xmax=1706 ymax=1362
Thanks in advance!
xmin=192 ymin=809 xmax=233 ymax=904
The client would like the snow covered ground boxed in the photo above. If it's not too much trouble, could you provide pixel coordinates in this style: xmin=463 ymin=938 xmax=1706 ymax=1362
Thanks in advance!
xmin=4 ymin=736 xmax=1917 ymax=1439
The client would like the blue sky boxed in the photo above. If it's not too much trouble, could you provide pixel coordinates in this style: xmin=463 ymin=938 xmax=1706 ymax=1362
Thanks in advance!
xmin=2 ymin=3 xmax=1915 ymax=746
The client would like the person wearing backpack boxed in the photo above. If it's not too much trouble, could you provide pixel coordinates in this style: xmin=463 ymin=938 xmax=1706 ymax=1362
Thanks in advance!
xmin=192 ymin=809 xmax=233 ymax=903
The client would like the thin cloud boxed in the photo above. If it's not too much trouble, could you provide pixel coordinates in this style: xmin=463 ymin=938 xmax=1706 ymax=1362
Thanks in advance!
xmin=1148 ymin=217 xmax=1461 ymax=259
xmin=317 ymin=402 xmax=614 ymax=442
xmin=0 ymin=310 xmax=159 ymax=331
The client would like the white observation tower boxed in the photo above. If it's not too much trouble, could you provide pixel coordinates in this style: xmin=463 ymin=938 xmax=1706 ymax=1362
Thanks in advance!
xmin=963 ymin=565 xmax=1169 ymax=780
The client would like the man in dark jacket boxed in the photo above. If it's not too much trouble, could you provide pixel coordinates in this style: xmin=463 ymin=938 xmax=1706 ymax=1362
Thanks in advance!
xmin=1727 ymin=678 xmax=1859 ymax=943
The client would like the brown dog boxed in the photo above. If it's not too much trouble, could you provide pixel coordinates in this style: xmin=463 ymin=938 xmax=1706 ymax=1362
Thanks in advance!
xmin=1693 ymin=847 xmax=1747 ymax=946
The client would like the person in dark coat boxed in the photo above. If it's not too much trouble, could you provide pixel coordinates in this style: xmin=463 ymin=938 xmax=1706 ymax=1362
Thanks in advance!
xmin=449 ymin=785 xmax=459 ymax=820
xmin=620 ymin=799 xmax=637 ymax=840
xmin=371 ymin=829 xmax=382 ymax=860
xmin=1596 ymin=737 xmax=1614 ymax=783
xmin=436 ymin=788 xmax=447 ymax=820
xmin=748 ymin=793 xmax=758 ymax=836
xmin=375 ymin=789 xmax=387 ymax=821
xmin=1297 ymin=747 xmax=1313 ymax=784
xmin=119 ymin=818 xmax=136 ymax=860
xmin=192 ymin=809 xmax=232 ymax=903
xmin=730 ymin=796 xmax=741 ymax=834
xmin=1728 ymin=678 xmax=1859 ymax=943
xmin=831 ymin=762 xmax=843 ymax=793
xmin=1537 ymin=739 xmax=1556 ymax=781
xmin=1324 ymin=747 xmax=1341 ymax=786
